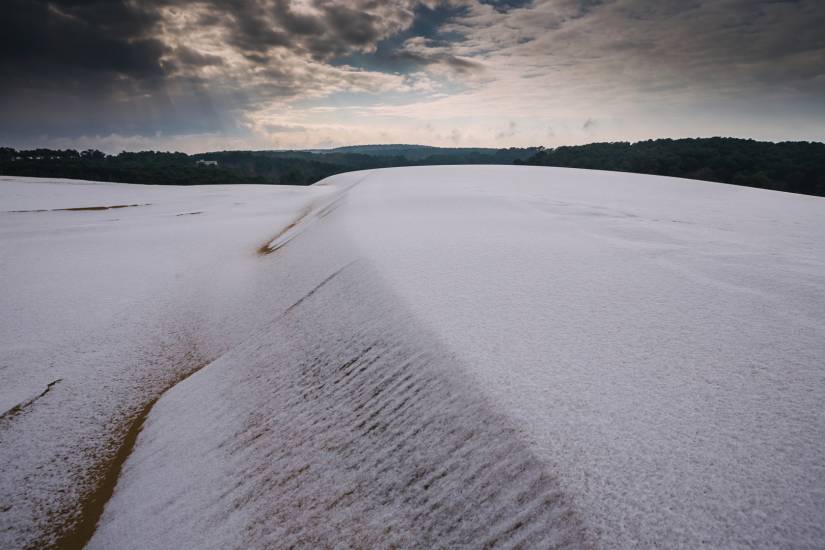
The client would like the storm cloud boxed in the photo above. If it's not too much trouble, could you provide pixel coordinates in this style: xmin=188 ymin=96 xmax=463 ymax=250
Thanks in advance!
xmin=0 ymin=0 xmax=424 ymax=139
xmin=1 ymin=0 xmax=823 ymax=150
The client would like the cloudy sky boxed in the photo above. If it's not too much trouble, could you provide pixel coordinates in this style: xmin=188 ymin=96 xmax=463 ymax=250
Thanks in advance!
xmin=2 ymin=0 xmax=824 ymax=152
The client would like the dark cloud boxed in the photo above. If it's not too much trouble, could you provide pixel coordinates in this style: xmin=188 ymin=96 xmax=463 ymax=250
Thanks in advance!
xmin=173 ymin=46 xmax=225 ymax=68
xmin=0 ymin=0 xmax=167 ymax=78
xmin=518 ymin=0 xmax=825 ymax=99
xmin=0 ymin=0 xmax=425 ymax=140
xmin=0 ymin=0 xmax=425 ymax=81
xmin=478 ymin=0 xmax=534 ymax=14
xmin=187 ymin=0 xmax=417 ymax=62
xmin=0 ymin=0 xmax=179 ymax=139
xmin=322 ymin=5 xmax=383 ymax=47
xmin=272 ymin=0 xmax=325 ymax=36
xmin=1 ymin=0 xmax=823 ymax=146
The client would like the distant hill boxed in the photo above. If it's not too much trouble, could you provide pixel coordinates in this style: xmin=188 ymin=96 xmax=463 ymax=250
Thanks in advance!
xmin=323 ymin=144 xmax=503 ymax=160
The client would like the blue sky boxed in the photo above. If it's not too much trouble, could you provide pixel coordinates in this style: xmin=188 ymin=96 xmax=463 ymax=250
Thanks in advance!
xmin=2 ymin=0 xmax=824 ymax=152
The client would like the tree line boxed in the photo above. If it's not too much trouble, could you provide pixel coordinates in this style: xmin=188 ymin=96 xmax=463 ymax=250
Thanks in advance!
xmin=516 ymin=138 xmax=825 ymax=197
xmin=0 ymin=146 xmax=537 ymax=186
xmin=2 ymin=138 xmax=823 ymax=196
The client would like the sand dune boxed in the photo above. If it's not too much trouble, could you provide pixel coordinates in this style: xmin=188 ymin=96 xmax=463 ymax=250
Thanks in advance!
xmin=2 ymin=167 xmax=824 ymax=548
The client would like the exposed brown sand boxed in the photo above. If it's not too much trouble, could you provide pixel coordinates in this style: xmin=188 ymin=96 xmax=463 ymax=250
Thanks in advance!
xmin=48 ymin=363 xmax=209 ymax=550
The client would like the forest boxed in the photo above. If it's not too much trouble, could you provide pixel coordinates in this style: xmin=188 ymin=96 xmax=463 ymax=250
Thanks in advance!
xmin=0 ymin=146 xmax=537 ymax=186
xmin=517 ymin=138 xmax=825 ymax=197
xmin=2 ymin=138 xmax=823 ymax=196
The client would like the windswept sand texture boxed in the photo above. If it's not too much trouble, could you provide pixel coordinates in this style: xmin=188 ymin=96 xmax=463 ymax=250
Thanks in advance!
xmin=0 ymin=177 xmax=332 ymax=548
xmin=89 ymin=261 xmax=589 ymax=549
xmin=2 ymin=167 xmax=825 ymax=548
